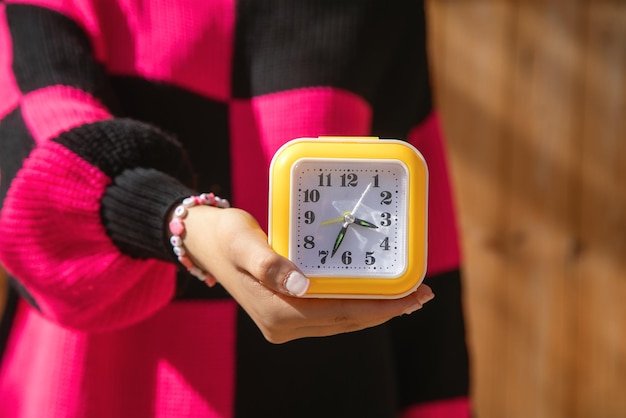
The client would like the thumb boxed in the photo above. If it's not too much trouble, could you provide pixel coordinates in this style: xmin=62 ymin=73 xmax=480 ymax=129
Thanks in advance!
xmin=236 ymin=240 xmax=310 ymax=297
xmin=222 ymin=210 xmax=310 ymax=297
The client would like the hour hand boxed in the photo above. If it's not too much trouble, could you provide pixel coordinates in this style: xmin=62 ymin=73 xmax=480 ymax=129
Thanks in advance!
xmin=354 ymin=218 xmax=378 ymax=229
xmin=331 ymin=223 xmax=349 ymax=257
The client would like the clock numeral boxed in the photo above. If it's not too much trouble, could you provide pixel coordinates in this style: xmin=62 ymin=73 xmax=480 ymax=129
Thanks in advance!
xmin=304 ymin=210 xmax=315 ymax=224
xmin=318 ymin=250 xmax=329 ymax=264
xmin=341 ymin=251 xmax=352 ymax=265
xmin=380 ymin=237 xmax=390 ymax=251
xmin=380 ymin=191 xmax=392 ymax=205
xmin=372 ymin=174 xmax=380 ymax=188
xmin=380 ymin=212 xmax=392 ymax=226
xmin=317 ymin=173 xmax=332 ymax=187
xmin=340 ymin=173 xmax=358 ymax=187
xmin=365 ymin=251 xmax=376 ymax=265
xmin=303 ymin=235 xmax=316 ymax=249
xmin=302 ymin=189 xmax=320 ymax=203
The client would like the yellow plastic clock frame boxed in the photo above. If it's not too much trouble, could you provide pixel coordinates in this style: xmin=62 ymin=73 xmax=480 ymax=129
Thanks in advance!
xmin=268 ymin=136 xmax=428 ymax=299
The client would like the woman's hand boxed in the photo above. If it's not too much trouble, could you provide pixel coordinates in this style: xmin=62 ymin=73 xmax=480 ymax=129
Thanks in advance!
xmin=182 ymin=206 xmax=434 ymax=343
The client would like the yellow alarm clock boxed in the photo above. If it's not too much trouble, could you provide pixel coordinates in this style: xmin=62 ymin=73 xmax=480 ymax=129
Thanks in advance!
xmin=268 ymin=136 xmax=428 ymax=299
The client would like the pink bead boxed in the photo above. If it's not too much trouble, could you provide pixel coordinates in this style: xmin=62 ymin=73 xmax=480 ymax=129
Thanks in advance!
xmin=179 ymin=255 xmax=195 ymax=270
xmin=205 ymin=275 xmax=217 ymax=287
xmin=168 ymin=217 xmax=185 ymax=236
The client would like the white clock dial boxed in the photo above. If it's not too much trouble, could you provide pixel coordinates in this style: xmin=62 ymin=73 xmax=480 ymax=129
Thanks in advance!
xmin=290 ymin=159 xmax=409 ymax=278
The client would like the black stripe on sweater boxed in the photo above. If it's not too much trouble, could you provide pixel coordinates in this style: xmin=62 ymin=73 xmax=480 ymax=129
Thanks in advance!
xmin=369 ymin=2 xmax=432 ymax=138
xmin=390 ymin=269 xmax=470 ymax=405
xmin=232 ymin=269 xmax=469 ymax=416
xmin=232 ymin=0 xmax=429 ymax=109
xmin=109 ymin=76 xmax=231 ymax=199
xmin=234 ymin=308 xmax=398 ymax=418
xmin=0 ymin=107 xmax=36 ymax=209
xmin=5 ymin=4 xmax=119 ymax=110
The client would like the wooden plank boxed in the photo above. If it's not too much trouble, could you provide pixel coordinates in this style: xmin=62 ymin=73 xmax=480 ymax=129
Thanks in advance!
xmin=425 ymin=1 xmax=626 ymax=417
xmin=504 ymin=2 xmax=586 ymax=416
xmin=574 ymin=2 xmax=626 ymax=416
xmin=426 ymin=2 xmax=520 ymax=416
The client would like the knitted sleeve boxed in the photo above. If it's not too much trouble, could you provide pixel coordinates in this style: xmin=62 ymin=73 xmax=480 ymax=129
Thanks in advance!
xmin=0 ymin=2 xmax=196 ymax=331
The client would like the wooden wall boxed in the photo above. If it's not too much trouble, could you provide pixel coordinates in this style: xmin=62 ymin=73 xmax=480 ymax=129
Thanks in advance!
xmin=426 ymin=1 xmax=626 ymax=417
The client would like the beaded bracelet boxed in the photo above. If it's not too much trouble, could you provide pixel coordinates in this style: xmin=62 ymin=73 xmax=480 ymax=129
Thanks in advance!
xmin=168 ymin=193 xmax=230 ymax=286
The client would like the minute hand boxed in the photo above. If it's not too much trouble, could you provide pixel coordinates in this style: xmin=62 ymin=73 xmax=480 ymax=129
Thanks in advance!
xmin=350 ymin=182 xmax=372 ymax=216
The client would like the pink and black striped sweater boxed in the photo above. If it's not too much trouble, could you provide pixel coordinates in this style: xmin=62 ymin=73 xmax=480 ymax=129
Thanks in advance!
xmin=0 ymin=0 xmax=470 ymax=416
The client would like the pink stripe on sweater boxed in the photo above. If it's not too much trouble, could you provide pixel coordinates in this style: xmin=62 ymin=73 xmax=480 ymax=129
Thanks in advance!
xmin=407 ymin=112 xmax=461 ymax=276
xmin=96 ymin=0 xmax=235 ymax=100
xmin=0 ymin=4 xmax=20 ymax=120
xmin=0 ymin=142 xmax=176 ymax=331
xmin=400 ymin=397 xmax=471 ymax=418
xmin=6 ymin=0 xmax=235 ymax=100
xmin=230 ymin=87 xmax=372 ymax=228
xmin=0 ymin=300 xmax=237 ymax=418
xmin=20 ymin=85 xmax=112 ymax=143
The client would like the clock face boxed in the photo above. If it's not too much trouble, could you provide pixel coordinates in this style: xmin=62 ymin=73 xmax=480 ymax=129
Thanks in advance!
xmin=290 ymin=158 xmax=409 ymax=278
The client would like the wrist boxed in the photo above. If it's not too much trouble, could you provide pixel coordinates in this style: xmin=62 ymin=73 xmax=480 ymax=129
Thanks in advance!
xmin=167 ymin=193 xmax=230 ymax=286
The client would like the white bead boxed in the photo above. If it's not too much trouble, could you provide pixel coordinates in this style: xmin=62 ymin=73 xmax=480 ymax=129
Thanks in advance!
xmin=170 ymin=236 xmax=182 ymax=247
xmin=189 ymin=267 xmax=206 ymax=280
xmin=182 ymin=197 xmax=196 ymax=208
xmin=174 ymin=205 xmax=187 ymax=218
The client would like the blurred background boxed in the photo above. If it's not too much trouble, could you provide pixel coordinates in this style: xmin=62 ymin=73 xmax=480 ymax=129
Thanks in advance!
xmin=426 ymin=1 xmax=625 ymax=417
xmin=1 ymin=1 xmax=624 ymax=417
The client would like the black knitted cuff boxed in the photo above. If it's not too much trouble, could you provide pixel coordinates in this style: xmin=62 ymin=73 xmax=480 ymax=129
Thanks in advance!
xmin=54 ymin=118 xmax=195 ymax=185
xmin=101 ymin=167 xmax=195 ymax=260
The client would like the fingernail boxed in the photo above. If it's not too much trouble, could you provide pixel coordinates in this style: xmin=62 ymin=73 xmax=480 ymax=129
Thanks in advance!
xmin=284 ymin=271 xmax=310 ymax=297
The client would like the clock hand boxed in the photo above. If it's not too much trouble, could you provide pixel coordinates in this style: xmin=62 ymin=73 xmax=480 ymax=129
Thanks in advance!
xmin=321 ymin=214 xmax=347 ymax=225
xmin=323 ymin=183 xmax=373 ymax=225
xmin=331 ymin=222 xmax=350 ymax=257
xmin=329 ymin=183 xmax=375 ymax=257
xmin=354 ymin=218 xmax=378 ymax=229
xmin=350 ymin=182 xmax=372 ymax=216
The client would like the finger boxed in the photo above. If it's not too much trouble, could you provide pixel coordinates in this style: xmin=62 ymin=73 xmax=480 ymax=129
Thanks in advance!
xmin=227 ymin=226 xmax=310 ymax=297
xmin=264 ymin=285 xmax=435 ymax=343
xmin=276 ymin=284 xmax=435 ymax=330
